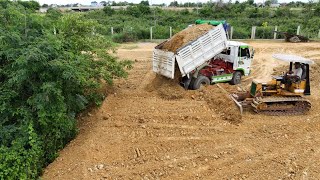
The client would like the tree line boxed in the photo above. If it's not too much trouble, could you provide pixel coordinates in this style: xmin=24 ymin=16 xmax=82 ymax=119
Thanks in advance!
xmin=82 ymin=0 xmax=320 ymax=42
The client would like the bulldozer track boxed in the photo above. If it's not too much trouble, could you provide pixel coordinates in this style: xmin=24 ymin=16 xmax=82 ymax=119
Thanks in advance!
xmin=252 ymin=96 xmax=311 ymax=116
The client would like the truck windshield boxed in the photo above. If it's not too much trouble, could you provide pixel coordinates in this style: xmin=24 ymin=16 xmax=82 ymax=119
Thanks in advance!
xmin=239 ymin=48 xmax=250 ymax=58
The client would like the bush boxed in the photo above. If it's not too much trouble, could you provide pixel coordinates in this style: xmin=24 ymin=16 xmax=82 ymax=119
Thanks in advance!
xmin=112 ymin=32 xmax=138 ymax=42
xmin=0 ymin=3 xmax=131 ymax=179
xmin=153 ymin=26 xmax=171 ymax=39
xmin=232 ymin=27 xmax=251 ymax=39
xmin=256 ymin=26 xmax=274 ymax=39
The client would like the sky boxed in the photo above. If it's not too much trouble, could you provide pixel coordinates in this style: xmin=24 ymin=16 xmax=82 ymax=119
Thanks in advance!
xmin=37 ymin=0 xmax=312 ymax=6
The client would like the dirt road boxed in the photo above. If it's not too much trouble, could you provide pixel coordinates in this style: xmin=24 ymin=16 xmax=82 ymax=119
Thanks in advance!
xmin=43 ymin=41 xmax=320 ymax=179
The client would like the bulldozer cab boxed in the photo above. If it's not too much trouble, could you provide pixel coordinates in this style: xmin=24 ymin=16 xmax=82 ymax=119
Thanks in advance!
xmin=272 ymin=54 xmax=314 ymax=95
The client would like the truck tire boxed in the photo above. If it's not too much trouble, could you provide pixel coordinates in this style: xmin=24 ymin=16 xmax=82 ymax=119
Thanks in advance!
xmin=192 ymin=76 xmax=210 ymax=90
xmin=230 ymin=71 xmax=242 ymax=85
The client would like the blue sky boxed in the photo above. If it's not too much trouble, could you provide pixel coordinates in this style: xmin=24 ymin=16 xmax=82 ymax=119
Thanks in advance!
xmin=37 ymin=0 xmax=312 ymax=6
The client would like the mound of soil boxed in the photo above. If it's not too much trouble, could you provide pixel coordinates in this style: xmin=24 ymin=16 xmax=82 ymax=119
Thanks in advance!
xmin=272 ymin=65 xmax=287 ymax=76
xmin=145 ymin=75 xmax=186 ymax=100
xmin=310 ymin=62 xmax=320 ymax=83
xmin=146 ymin=73 xmax=242 ymax=124
xmin=160 ymin=24 xmax=214 ymax=53
xmin=200 ymin=86 xmax=242 ymax=125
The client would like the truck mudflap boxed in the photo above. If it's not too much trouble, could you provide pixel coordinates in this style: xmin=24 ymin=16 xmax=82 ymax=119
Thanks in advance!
xmin=180 ymin=75 xmax=192 ymax=89
xmin=152 ymin=49 xmax=175 ymax=79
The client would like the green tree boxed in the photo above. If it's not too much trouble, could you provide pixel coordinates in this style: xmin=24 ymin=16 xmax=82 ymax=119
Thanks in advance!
xmin=0 ymin=2 xmax=131 ymax=179
xmin=140 ymin=0 xmax=149 ymax=6
xmin=103 ymin=6 xmax=115 ymax=16
xmin=265 ymin=0 xmax=271 ymax=6
xmin=169 ymin=1 xmax=178 ymax=7
xmin=17 ymin=0 xmax=40 ymax=11
xmin=314 ymin=5 xmax=320 ymax=16
xmin=247 ymin=0 xmax=254 ymax=6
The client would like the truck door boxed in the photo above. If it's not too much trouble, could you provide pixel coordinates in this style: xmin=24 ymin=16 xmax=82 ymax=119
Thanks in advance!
xmin=237 ymin=46 xmax=252 ymax=76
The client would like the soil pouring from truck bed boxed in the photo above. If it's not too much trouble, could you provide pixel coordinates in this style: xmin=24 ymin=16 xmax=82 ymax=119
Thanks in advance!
xmin=160 ymin=24 xmax=215 ymax=53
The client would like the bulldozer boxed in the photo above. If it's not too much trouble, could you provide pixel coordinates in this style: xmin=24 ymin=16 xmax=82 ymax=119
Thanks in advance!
xmin=273 ymin=31 xmax=309 ymax=43
xmin=231 ymin=54 xmax=314 ymax=115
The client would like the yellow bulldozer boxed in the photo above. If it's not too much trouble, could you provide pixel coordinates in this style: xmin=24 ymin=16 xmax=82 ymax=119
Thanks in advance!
xmin=231 ymin=54 xmax=314 ymax=115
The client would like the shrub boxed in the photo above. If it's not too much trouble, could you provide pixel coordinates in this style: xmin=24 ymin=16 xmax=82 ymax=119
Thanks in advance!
xmin=112 ymin=32 xmax=138 ymax=42
xmin=256 ymin=26 xmax=274 ymax=39
xmin=0 ymin=3 xmax=131 ymax=179
xmin=232 ymin=27 xmax=251 ymax=39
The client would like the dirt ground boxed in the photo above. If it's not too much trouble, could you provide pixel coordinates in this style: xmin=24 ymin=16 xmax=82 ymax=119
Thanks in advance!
xmin=42 ymin=41 xmax=320 ymax=180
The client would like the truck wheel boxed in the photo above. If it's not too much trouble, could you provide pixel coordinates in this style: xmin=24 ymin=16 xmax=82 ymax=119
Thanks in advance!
xmin=230 ymin=71 xmax=242 ymax=85
xmin=192 ymin=76 xmax=210 ymax=90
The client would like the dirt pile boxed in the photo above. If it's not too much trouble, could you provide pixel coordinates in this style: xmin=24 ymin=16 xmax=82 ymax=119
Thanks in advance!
xmin=145 ymin=74 xmax=186 ymax=100
xmin=200 ymin=85 xmax=242 ymax=125
xmin=272 ymin=65 xmax=287 ymax=76
xmin=160 ymin=24 xmax=214 ymax=52
xmin=310 ymin=62 xmax=320 ymax=83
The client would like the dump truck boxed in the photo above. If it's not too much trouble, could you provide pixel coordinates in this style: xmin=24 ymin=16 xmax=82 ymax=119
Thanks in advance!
xmin=152 ymin=23 xmax=254 ymax=89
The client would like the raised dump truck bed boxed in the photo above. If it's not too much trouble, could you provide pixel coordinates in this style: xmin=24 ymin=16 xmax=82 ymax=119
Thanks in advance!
xmin=152 ymin=24 xmax=228 ymax=79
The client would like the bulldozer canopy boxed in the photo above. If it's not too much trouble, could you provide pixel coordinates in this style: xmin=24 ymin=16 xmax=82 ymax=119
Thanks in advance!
xmin=272 ymin=54 xmax=314 ymax=64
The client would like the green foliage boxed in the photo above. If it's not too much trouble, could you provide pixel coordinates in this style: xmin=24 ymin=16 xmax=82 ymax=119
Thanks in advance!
xmin=314 ymin=5 xmax=320 ymax=16
xmin=180 ymin=8 xmax=190 ymax=15
xmin=233 ymin=27 xmax=251 ymax=39
xmin=125 ymin=4 xmax=151 ymax=17
xmin=17 ymin=0 xmax=40 ymax=11
xmin=140 ymin=0 xmax=149 ymax=6
xmin=103 ymin=6 xmax=115 ymax=16
xmin=84 ymin=1 xmax=320 ymax=41
xmin=256 ymin=26 xmax=274 ymax=39
xmin=247 ymin=0 xmax=254 ymax=6
xmin=112 ymin=32 xmax=138 ymax=43
xmin=0 ymin=1 xmax=131 ymax=179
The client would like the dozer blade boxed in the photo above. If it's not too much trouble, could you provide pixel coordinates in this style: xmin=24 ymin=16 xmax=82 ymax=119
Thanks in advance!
xmin=230 ymin=94 xmax=243 ymax=114
xmin=217 ymin=84 xmax=253 ymax=115
xmin=230 ymin=92 xmax=254 ymax=114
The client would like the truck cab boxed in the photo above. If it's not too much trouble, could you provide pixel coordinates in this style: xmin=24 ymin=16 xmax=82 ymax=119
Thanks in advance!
xmin=216 ymin=41 xmax=254 ymax=76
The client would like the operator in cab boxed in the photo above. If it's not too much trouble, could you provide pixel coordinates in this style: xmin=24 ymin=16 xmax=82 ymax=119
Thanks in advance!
xmin=285 ymin=62 xmax=303 ymax=83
